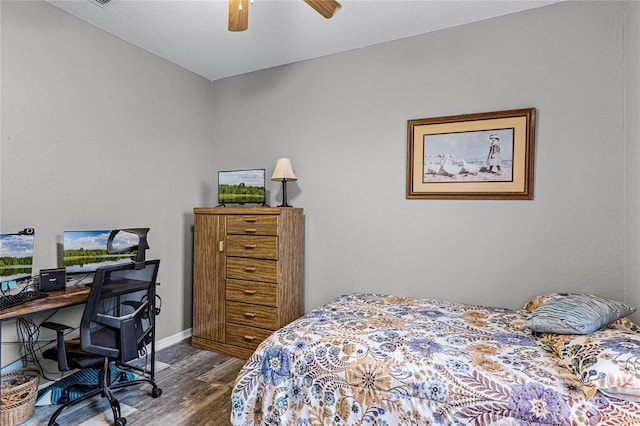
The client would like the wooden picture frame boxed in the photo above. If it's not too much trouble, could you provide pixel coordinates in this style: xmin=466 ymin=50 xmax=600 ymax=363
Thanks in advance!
xmin=407 ymin=108 xmax=536 ymax=200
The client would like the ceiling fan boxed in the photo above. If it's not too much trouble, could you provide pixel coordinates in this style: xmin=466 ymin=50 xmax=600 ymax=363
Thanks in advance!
xmin=228 ymin=0 xmax=341 ymax=32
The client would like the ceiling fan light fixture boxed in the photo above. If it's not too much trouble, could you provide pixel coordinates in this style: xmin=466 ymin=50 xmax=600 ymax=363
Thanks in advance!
xmin=228 ymin=0 xmax=249 ymax=32
xmin=304 ymin=0 xmax=341 ymax=19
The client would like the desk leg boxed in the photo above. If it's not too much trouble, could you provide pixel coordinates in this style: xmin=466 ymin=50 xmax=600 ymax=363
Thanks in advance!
xmin=0 ymin=320 xmax=3 ymax=403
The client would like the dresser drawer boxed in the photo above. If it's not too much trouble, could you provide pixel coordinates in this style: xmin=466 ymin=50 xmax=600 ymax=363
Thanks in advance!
xmin=226 ymin=324 xmax=273 ymax=350
xmin=226 ymin=235 xmax=278 ymax=259
xmin=226 ymin=301 xmax=278 ymax=330
xmin=226 ymin=257 xmax=278 ymax=283
xmin=226 ymin=279 xmax=277 ymax=306
xmin=227 ymin=215 xmax=278 ymax=227
xmin=227 ymin=225 xmax=277 ymax=236
xmin=227 ymin=215 xmax=277 ymax=236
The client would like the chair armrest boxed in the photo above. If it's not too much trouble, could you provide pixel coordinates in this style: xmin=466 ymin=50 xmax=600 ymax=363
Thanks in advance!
xmin=41 ymin=321 xmax=74 ymax=333
xmin=41 ymin=321 xmax=74 ymax=371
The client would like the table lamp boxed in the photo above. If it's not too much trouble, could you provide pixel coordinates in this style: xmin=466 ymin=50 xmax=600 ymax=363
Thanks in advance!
xmin=271 ymin=158 xmax=297 ymax=207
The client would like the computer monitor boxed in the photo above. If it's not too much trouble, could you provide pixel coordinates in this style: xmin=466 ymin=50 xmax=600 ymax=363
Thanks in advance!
xmin=0 ymin=231 xmax=35 ymax=284
xmin=63 ymin=230 xmax=138 ymax=275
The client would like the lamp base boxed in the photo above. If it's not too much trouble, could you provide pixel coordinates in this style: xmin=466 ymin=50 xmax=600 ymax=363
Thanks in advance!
xmin=277 ymin=180 xmax=293 ymax=208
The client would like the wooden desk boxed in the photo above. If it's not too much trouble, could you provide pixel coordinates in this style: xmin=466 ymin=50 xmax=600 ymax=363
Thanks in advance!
xmin=0 ymin=286 xmax=91 ymax=322
xmin=1 ymin=286 xmax=91 ymax=367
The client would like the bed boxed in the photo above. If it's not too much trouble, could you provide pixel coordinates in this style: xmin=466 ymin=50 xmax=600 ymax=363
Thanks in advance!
xmin=231 ymin=293 xmax=640 ymax=425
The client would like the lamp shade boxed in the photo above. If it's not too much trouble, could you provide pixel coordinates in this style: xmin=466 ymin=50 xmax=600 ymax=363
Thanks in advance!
xmin=271 ymin=158 xmax=298 ymax=181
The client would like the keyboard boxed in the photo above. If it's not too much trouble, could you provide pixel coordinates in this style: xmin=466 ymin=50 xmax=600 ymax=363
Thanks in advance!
xmin=0 ymin=290 xmax=48 ymax=310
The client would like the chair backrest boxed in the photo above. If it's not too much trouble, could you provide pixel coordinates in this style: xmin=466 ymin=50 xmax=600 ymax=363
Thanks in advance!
xmin=80 ymin=259 xmax=160 ymax=363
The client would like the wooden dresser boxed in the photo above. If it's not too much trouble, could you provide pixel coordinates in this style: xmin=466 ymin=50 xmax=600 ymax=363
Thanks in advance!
xmin=191 ymin=207 xmax=303 ymax=359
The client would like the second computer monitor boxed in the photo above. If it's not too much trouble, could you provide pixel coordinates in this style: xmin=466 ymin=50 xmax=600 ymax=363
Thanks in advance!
xmin=63 ymin=230 xmax=138 ymax=275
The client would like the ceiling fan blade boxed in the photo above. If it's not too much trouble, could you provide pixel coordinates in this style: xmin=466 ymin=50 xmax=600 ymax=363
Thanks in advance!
xmin=304 ymin=0 xmax=341 ymax=19
xmin=228 ymin=0 xmax=249 ymax=32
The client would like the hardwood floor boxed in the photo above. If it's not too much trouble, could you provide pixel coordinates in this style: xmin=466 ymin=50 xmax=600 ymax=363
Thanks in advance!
xmin=24 ymin=340 xmax=246 ymax=426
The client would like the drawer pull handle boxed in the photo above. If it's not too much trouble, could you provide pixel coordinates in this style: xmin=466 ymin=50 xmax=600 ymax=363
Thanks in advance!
xmin=244 ymin=312 xmax=257 ymax=318
xmin=244 ymin=228 xmax=257 ymax=233
xmin=244 ymin=217 xmax=257 ymax=223
xmin=244 ymin=244 xmax=257 ymax=249
xmin=244 ymin=335 xmax=256 ymax=341
xmin=243 ymin=289 xmax=257 ymax=295
xmin=244 ymin=267 xmax=257 ymax=272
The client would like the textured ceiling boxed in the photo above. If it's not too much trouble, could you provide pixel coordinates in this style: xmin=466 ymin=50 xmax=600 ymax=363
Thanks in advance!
xmin=46 ymin=0 xmax=559 ymax=81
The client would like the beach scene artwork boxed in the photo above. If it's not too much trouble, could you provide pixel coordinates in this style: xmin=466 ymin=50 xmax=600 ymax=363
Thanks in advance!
xmin=423 ymin=128 xmax=514 ymax=183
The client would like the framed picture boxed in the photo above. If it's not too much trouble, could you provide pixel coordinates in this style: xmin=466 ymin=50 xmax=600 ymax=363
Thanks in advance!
xmin=406 ymin=107 xmax=536 ymax=199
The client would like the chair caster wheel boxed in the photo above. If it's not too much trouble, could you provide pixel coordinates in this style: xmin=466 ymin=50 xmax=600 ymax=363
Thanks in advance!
xmin=152 ymin=388 xmax=163 ymax=398
xmin=115 ymin=417 xmax=127 ymax=426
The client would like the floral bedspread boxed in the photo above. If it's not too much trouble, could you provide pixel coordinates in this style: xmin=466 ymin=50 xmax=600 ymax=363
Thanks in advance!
xmin=230 ymin=293 xmax=640 ymax=425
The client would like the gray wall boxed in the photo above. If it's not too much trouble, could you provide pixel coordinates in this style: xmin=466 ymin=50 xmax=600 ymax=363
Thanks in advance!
xmin=625 ymin=1 xmax=640 ymax=325
xmin=212 ymin=1 xmax=638 ymax=319
xmin=1 ymin=1 xmax=213 ymax=366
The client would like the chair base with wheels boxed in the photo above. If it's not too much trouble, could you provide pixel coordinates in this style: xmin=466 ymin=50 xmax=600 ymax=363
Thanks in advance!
xmin=41 ymin=355 xmax=162 ymax=426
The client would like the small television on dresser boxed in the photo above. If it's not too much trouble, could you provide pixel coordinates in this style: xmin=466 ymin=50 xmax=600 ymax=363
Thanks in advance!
xmin=217 ymin=169 xmax=266 ymax=206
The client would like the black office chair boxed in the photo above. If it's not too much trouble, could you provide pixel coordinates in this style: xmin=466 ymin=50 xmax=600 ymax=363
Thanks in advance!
xmin=42 ymin=259 xmax=162 ymax=426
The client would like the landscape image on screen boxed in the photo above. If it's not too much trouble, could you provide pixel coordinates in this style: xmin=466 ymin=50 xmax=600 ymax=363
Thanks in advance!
xmin=63 ymin=230 xmax=137 ymax=274
xmin=0 ymin=233 xmax=35 ymax=282
xmin=218 ymin=169 xmax=266 ymax=204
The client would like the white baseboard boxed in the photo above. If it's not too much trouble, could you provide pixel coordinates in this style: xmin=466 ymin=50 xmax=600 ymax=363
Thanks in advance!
xmin=156 ymin=328 xmax=192 ymax=352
